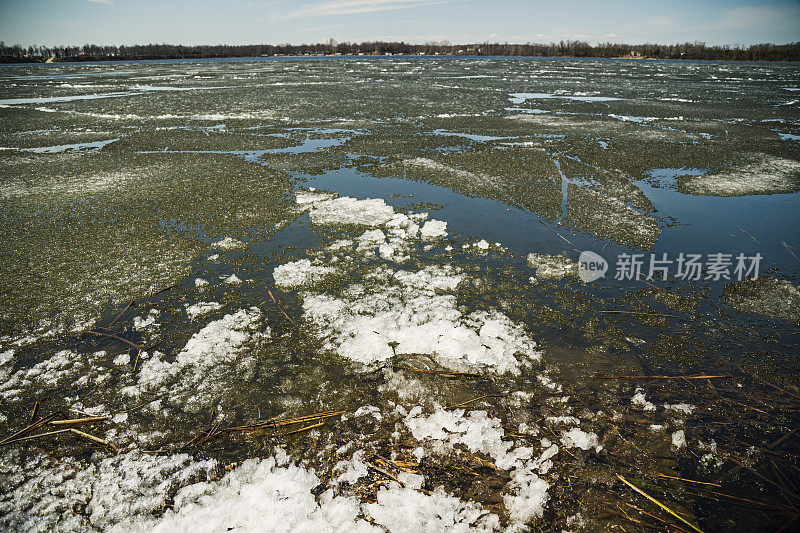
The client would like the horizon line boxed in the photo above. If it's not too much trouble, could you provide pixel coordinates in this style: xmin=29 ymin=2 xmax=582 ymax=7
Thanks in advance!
xmin=3 ymin=39 xmax=799 ymax=48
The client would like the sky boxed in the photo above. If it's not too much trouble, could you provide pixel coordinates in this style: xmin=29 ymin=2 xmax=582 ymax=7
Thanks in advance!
xmin=0 ymin=0 xmax=798 ymax=47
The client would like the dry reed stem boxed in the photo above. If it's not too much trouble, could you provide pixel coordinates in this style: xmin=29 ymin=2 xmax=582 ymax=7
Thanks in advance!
xmin=446 ymin=395 xmax=497 ymax=409
xmin=267 ymin=286 xmax=296 ymax=325
xmin=591 ymin=375 xmax=731 ymax=380
xmin=85 ymin=330 xmax=142 ymax=349
xmin=0 ymin=413 xmax=59 ymax=445
xmin=50 ymin=416 xmax=110 ymax=426
xmin=68 ymin=428 xmax=116 ymax=449
xmin=391 ymin=365 xmax=484 ymax=378
xmin=284 ymin=421 xmax=324 ymax=436
xmin=229 ymin=410 xmax=348 ymax=432
xmin=617 ymin=475 xmax=703 ymax=533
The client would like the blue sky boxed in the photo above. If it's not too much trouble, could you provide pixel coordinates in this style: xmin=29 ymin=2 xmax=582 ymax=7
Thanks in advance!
xmin=1 ymin=0 xmax=798 ymax=46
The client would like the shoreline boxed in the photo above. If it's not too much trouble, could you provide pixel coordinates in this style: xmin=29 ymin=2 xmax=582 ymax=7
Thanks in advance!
xmin=2 ymin=54 xmax=799 ymax=65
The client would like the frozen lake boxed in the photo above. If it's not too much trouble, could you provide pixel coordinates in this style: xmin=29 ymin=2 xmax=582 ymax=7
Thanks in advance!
xmin=1 ymin=57 xmax=799 ymax=531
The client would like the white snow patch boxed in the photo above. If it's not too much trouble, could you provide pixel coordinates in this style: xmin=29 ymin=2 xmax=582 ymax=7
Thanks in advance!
xmin=308 ymin=196 xmax=396 ymax=227
xmin=364 ymin=484 xmax=499 ymax=533
xmin=334 ymin=450 xmax=370 ymax=485
xmin=133 ymin=310 xmax=160 ymax=331
xmin=0 ymin=450 xmax=216 ymax=532
xmin=301 ymin=267 xmax=538 ymax=374
xmin=405 ymin=406 xmax=552 ymax=526
xmin=546 ymin=416 xmax=580 ymax=426
xmin=121 ymin=450 xmax=374 ymax=533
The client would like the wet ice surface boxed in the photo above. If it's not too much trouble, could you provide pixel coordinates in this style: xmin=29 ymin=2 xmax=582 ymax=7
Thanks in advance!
xmin=1 ymin=57 xmax=799 ymax=532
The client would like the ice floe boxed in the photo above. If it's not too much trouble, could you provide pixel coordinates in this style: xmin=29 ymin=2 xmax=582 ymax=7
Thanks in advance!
xmin=185 ymin=301 xmax=222 ymax=320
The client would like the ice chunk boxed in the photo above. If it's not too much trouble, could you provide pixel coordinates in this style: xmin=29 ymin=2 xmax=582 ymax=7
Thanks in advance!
xmin=185 ymin=302 xmax=222 ymax=320
xmin=273 ymin=259 xmax=338 ymax=290
xmin=133 ymin=310 xmax=160 ymax=330
xmin=223 ymin=274 xmax=242 ymax=285
xmin=357 ymin=229 xmax=387 ymax=251
xmin=420 ymin=219 xmax=447 ymax=239
xmin=631 ymin=388 xmax=656 ymax=411
xmin=672 ymin=429 xmax=687 ymax=449
xmin=546 ymin=416 xmax=580 ymax=425
xmin=561 ymin=428 xmax=602 ymax=452
xmin=664 ymin=403 xmax=695 ymax=415
xmin=308 ymin=196 xmax=396 ymax=227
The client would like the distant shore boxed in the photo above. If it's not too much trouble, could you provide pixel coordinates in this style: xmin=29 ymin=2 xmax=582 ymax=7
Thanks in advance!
xmin=2 ymin=40 xmax=798 ymax=64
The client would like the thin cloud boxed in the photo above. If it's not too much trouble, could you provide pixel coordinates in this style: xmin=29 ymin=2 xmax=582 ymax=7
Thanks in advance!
xmin=298 ymin=23 xmax=347 ymax=32
xmin=285 ymin=0 xmax=460 ymax=19
xmin=710 ymin=5 xmax=800 ymax=31
xmin=86 ymin=0 xmax=114 ymax=4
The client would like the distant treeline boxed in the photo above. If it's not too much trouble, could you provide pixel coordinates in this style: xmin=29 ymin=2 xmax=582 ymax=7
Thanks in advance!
xmin=2 ymin=40 xmax=799 ymax=63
